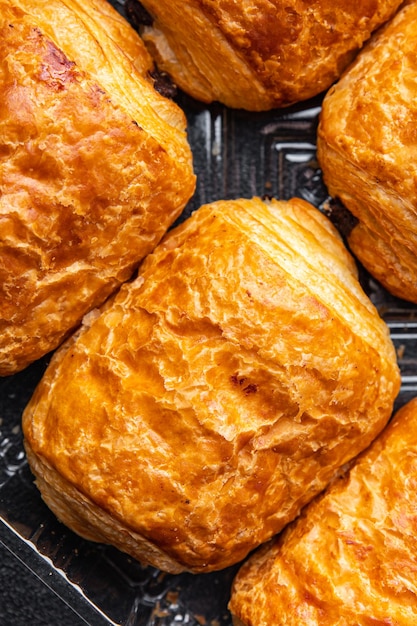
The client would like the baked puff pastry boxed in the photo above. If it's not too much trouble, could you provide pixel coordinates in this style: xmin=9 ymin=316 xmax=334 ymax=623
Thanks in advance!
xmin=317 ymin=0 xmax=417 ymax=304
xmin=0 ymin=0 xmax=195 ymax=376
xmin=130 ymin=0 xmax=402 ymax=111
xmin=229 ymin=397 xmax=417 ymax=625
xmin=22 ymin=197 xmax=400 ymax=574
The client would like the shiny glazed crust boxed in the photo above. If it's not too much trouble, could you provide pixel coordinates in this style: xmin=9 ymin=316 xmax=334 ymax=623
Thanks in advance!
xmin=0 ymin=0 xmax=196 ymax=375
xmin=136 ymin=0 xmax=402 ymax=110
xmin=229 ymin=397 xmax=417 ymax=625
xmin=317 ymin=0 xmax=417 ymax=303
xmin=22 ymin=197 xmax=400 ymax=574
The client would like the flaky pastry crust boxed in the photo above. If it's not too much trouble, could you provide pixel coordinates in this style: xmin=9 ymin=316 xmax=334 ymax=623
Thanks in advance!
xmin=229 ymin=397 xmax=417 ymax=625
xmin=22 ymin=197 xmax=400 ymax=573
xmin=0 ymin=0 xmax=196 ymax=375
xmin=317 ymin=0 xmax=417 ymax=303
xmin=134 ymin=0 xmax=402 ymax=110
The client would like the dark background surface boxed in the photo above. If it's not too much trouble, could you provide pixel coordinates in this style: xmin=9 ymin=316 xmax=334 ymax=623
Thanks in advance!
xmin=0 ymin=544 xmax=88 ymax=626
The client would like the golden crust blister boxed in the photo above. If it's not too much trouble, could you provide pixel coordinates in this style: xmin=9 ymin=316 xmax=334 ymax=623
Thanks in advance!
xmin=135 ymin=0 xmax=402 ymax=110
xmin=229 ymin=397 xmax=417 ymax=625
xmin=317 ymin=0 xmax=417 ymax=303
xmin=0 ymin=0 xmax=196 ymax=376
xmin=22 ymin=197 xmax=400 ymax=574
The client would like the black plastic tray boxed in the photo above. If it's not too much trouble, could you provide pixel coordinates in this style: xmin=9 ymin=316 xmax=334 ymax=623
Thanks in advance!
xmin=1 ymin=1 xmax=417 ymax=624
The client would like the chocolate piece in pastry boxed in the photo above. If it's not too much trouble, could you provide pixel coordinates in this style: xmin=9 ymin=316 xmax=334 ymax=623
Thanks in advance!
xmin=22 ymin=197 xmax=400 ymax=574
xmin=317 ymin=0 xmax=417 ymax=304
xmin=131 ymin=0 xmax=402 ymax=111
xmin=229 ymin=397 xmax=417 ymax=626
xmin=0 ymin=0 xmax=196 ymax=376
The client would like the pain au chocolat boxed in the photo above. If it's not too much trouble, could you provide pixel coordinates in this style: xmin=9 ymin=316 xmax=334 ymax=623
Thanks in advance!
xmin=317 ymin=0 xmax=417 ymax=304
xmin=229 ymin=397 xmax=417 ymax=626
xmin=22 ymin=197 xmax=400 ymax=574
xmin=0 ymin=0 xmax=195 ymax=376
xmin=130 ymin=0 xmax=402 ymax=111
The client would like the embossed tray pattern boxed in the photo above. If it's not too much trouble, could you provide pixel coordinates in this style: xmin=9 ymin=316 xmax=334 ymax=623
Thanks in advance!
xmin=1 ymin=1 xmax=417 ymax=624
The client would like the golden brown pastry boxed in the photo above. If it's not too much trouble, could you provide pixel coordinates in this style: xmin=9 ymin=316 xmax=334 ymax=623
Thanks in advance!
xmin=317 ymin=0 xmax=417 ymax=304
xmin=229 ymin=397 xmax=417 ymax=626
xmin=22 ymin=197 xmax=400 ymax=574
xmin=0 ymin=0 xmax=196 ymax=376
xmin=131 ymin=0 xmax=402 ymax=111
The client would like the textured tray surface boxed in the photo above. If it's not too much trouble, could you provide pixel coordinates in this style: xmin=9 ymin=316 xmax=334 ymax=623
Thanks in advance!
xmin=1 ymin=2 xmax=417 ymax=624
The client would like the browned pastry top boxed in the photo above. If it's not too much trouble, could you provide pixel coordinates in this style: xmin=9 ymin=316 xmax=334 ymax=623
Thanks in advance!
xmin=137 ymin=0 xmax=402 ymax=110
xmin=23 ymin=197 xmax=400 ymax=574
xmin=317 ymin=0 xmax=417 ymax=302
xmin=0 ymin=0 xmax=195 ymax=375
xmin=230 ymin=397 xmax=417 ymax=625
